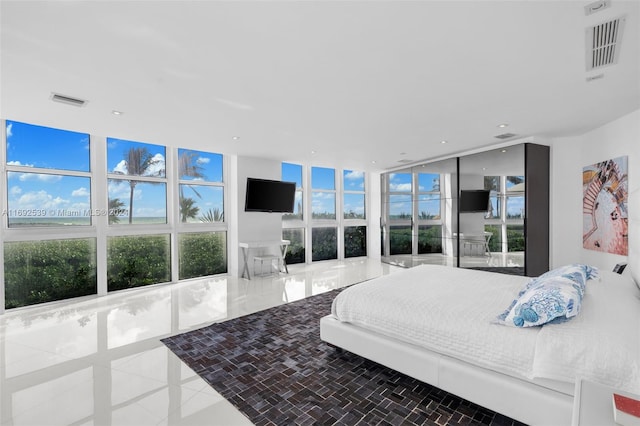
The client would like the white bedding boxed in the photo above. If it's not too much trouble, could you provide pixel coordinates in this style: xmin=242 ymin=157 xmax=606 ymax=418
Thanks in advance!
xmin=533 ymin=271 xmax=640 ymax=393
xmin=331 ymin=265 xmax=640 ymax=394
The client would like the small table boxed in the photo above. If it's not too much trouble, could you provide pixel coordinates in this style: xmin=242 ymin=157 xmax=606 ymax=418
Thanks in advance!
xmin=239 ymin=240 xmax=290 ymax=280
xmin=572 ymin=379 xmax=626 ymax=426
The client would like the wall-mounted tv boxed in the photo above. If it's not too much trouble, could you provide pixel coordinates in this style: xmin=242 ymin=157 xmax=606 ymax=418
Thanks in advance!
xmin=245 ymin=177 xmax=296 ymax=213
xmin=459 ymin=189 xmax=490 ymax=213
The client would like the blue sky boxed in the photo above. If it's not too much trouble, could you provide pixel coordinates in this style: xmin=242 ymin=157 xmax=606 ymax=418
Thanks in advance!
xmin=6 ymin=121 xmax=91 ymax=222
xmin=282 ymin=164 xmax=365 ymax=217
xmin=5 ymin=121 xmax=223 ymax=222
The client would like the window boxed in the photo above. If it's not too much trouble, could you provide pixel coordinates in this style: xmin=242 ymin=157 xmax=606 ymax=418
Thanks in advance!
xmin=178 ymin=149 xmax=224 ymax=223
xmin=344 ymin=226 xmax=366 ymax=258
xmin=343 ymin=170 xmax=365 ymax=219
xmin=417 ymin=173 xmax=440 ymax=220
xmin=312 ymin=227 xmax=337 ymax=261
xmin=2 ymin=120 xmax=231 ymax=311
xmin=506 ymin=175 xmax=525 ymax=219
xmin=107 ymin=138 xmax=167 ymax=225
xmin=483 ymin=175 xmax=525 ymax=254
xmin=484 ymin=176 xmax=501 ymax=219
xmin=282 ymin=163 xmax=303 ymax=220
xmin=107 ymin=234 xmax=171 ymax=291
xmin=418 ymin=225 xmax=442 ymax=254
xmin=178 ymin=232 xmax=227 ymax=279
xmin=283 ymin=228 xmax=305 ymax=264
xmin=5 ymin=120 xmax=92 ymax=227
xmin=311 ymin=167 xmax=335 ymax=220
xmin=4 ymin=238 xmax=97 ymax=308
xmin=388 ymin=172 xmax=412 ymax=220
xmin=389 ymin=225 xmax=412 ymax=255
xmin=343 ymin=170 xmax=366 ymax=258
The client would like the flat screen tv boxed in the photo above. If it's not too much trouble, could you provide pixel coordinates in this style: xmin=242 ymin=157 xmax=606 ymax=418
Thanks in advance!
xmin=459 ymin=189 xmax=490 ymax=213
xmin=245 ymin=178 xmax=296 ymax=213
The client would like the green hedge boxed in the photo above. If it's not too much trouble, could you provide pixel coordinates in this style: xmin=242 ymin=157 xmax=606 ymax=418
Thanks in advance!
xmin=179 ymin=233 xmax=227 ymax=279
xmin=312 ymin=228 xmax=337 ymax=261
xmin=107 ymin=235 xmax=171 ymax=291
xmin=4 ymin=239 xmax=97 ymax=309
xmin=344 ymin=226 xmax=367 ymax=258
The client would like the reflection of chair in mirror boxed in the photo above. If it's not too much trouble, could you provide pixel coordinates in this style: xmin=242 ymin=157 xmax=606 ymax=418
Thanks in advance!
xmin=463 ymin=232 xmax=492 ymax=257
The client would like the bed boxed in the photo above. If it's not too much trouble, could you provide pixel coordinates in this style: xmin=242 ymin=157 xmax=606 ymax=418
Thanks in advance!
xmin=320 ymin=263 xmax=640 ymax=425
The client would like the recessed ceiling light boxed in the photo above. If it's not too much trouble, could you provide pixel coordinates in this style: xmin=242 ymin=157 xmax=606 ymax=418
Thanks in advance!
xmin=497 ymin=123 xmax=509 ymax=128
xmin=371 ymin=160 xmax=377 ymax=164
xmin=112 ymin=110 xmax=123 ymax=115
xmin=310 ymin=150 xmax=316 ymax=154
xmin=440 ymin=140 xmax=447 ymax=144
xmin=501 ymin=149 xmax=508 ymax=153
xmin=232 ymin=136 xmax=240 ymax=140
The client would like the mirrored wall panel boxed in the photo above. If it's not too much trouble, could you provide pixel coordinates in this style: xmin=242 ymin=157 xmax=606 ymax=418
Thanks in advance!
xmin=380 ymin=143 xmax=548 ymax=276
xmin=458 ymin=144 xmax=525 ymax=273
xmin=381 ymin=158 xmax=458 ymax=268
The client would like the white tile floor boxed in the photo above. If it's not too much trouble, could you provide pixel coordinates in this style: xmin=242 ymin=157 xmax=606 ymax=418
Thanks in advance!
xmin=0 ymin=259 xmax=400 ymax=426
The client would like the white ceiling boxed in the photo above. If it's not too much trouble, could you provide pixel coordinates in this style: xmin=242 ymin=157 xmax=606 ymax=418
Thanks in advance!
xmin=1 ymin=0 xmax=639 ymax=172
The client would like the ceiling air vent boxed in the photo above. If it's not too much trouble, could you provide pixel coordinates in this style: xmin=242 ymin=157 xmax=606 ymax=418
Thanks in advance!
xmin=586 ymin=16 xmax=626 ymax=71
xmin=494 ymin=133 xmax=517 ymax=140
xmin=397 ymin=159 xmax=412 ymax=164
xmin=51 ymin=92 xmax=87 ymax=107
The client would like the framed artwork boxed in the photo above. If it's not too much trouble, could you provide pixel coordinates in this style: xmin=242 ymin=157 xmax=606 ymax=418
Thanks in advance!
xmin=583 ymin=156 xmax=628 ymax=255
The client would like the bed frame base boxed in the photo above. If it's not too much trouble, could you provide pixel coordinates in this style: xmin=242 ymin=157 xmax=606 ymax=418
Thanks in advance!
xmin=320 ymin=315 xmax=573 ymax=426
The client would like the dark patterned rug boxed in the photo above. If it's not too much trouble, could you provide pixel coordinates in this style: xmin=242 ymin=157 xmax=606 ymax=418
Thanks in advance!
xmin=161 ymin=288 xmax=526 ymax=426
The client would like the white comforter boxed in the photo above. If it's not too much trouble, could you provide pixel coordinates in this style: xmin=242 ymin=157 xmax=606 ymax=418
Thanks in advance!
xmin=331 ymin=265 xmax=640 ymax=394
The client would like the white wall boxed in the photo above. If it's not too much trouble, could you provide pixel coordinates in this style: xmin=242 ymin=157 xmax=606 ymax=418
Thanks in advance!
xmin=550 ymin=109 xmax=639 ymax=272
xmin=233 ymin=155 xmax=283 ymax=277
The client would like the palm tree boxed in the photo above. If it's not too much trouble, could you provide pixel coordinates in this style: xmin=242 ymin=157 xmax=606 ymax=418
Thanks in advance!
xmin=108 ymin=198 xmax=125 ymax=224
xmin=199 ymin=208 xmax=224 ymax=223
xmin=124 ymin=147 xmax=162 ymax=224
xmin=178 ymin=150 xmax=206 ymax=222
xmin=180 ymin=197 xmax=200 ymax=222
xmin=178 ymin=150 xmax=205 ymax=199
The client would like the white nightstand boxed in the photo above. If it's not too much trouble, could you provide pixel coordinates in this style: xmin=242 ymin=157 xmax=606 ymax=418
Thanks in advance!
xmin=572 ymin=379 xmax=632 ymax=426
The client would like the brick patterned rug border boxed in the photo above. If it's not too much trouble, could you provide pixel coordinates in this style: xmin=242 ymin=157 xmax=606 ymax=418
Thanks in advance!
xmin=161 ymin=288 xmax=525 ymax=426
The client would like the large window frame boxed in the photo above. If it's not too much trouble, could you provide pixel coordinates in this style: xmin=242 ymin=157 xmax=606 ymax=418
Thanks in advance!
xmin=0 ymin=120 xmax=228 ymax=313
xmin=282 ymin=163 xmax=368 ymax=264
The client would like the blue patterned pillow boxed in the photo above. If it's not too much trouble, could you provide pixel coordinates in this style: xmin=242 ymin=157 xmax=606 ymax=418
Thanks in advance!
xmin=496 ymin=264 xmax=598 ymax=327
xmin=529 ymin=263 xmax=598 ymax=289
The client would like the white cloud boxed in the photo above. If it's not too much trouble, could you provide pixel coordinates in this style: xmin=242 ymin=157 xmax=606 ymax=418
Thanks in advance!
xmin=72 ymin=187 xmax=90 ymax=197
xmin=344 ymin=170 xmax=364 ymax=180
xmin=7 ymin=160 xmax=35 ymax=167
xmin=18 ymin=173 xmax=63 ymax=183
xmin=196 ymin=156 xmax=210 ymax=165
xmin=389 ymin=183 xmax=412 ymax=191
xmin=111 ymin=153 xmax=165 ymax=176
xmin=15 ymin=190 xmax=68 ymax=210
xmin=108 ymin=180 xmax=140 ymax=201
xmin=6 ymin=122 xmax=12 ymax=138
xmin=9 ymin=186 xmax=22 ymax=196
xmin=145 ymin=153 xmax=166 ymax=176
xmin=112 ymin=160 xmax=127 ymax=174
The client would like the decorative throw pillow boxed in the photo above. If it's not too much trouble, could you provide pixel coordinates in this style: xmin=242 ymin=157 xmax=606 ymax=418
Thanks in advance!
xmin=495 ymin=264 xmax=598 ymax=327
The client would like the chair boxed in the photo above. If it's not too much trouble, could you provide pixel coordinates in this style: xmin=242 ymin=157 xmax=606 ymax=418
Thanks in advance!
xmin=253 ymin=255 xmax=281 ymax=276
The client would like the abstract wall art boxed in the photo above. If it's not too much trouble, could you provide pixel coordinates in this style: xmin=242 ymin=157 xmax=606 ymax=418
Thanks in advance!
xmin=583 ymin=156 xmax=628 ymax=255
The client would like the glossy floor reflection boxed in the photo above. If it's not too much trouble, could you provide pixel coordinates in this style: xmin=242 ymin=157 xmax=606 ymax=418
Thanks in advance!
xmin=0 ymin=258 xmax=399 ymax=426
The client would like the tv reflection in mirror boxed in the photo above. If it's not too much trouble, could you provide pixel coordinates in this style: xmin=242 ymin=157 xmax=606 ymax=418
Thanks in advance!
xmin=459 ymin=189 xmax=490 ymax=213
xmin=245 ymin=177 xmax=296 ymax=213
